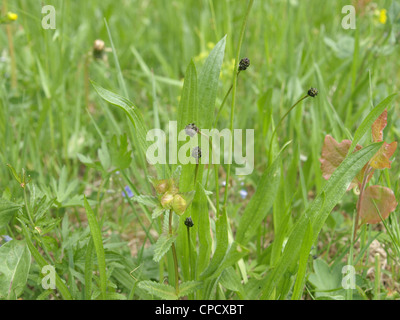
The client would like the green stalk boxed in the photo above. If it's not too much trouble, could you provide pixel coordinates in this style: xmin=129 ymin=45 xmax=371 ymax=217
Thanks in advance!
xmin=169 ymin=210 xmax=179 ymax=294
xmin=268 ymin=94 xmax=309 ymax=163
xmin=223 ymin=0 xmax=254 ymax=207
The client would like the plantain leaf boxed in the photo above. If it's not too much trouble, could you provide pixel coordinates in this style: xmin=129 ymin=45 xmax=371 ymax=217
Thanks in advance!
xmin=198 ymin=35 xmax=227 ymax=130
xmin=91 ymin=81 xmax=164 ymax=177
xmin=236 ymin=151 xmax=282 ymax=245
xmin=261 ymin=142 xmax=383 ymax=299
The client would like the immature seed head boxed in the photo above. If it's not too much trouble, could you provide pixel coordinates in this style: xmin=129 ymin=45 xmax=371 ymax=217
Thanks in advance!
xmin=185 ymin=123 xmax=199 ymax=137
xmin=184 ymin=217 xmax=194 ymax=228
xmin=192 ymin=146 xmax=202 ymax=161
xmin=93 ymin=39 xmax=106 ymax=59
xmin=238 ymin=57 xmax=250 ymax=71
xmin=172 ymin=194 xmax=188 ymax=216
xmin=160 ymin=192 xmax=174 ymax=209
xmin=307 ymin=87 xmax=318 ymax=98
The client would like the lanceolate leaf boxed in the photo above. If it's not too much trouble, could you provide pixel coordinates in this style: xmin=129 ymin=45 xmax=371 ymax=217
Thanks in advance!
xmin=198 ymin=35 xmax=227 ymax=130
xmin=261 ymin=142 xmax=383 ymax=299
xmin=236 ymin=153 xmax=282 ymax=245
xmin=83 ymin=196 xmax=107 ymax=300
xmin=359 ymin=185 xmax=398 ymax=224
xmin=91 ymin=81 xmax=165 ymax=177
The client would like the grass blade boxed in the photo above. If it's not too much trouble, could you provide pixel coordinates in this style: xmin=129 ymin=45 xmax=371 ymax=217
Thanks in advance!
xmin=83 ymin=196 xmax=107 ymax=300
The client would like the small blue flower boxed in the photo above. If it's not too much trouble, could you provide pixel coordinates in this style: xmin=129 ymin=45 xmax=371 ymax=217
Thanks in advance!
xmin=239 ymin=189 xmax=248 ymax=199
xmin=122 ymin=185 xmax=134 ymax=198
xmin=3 ymin=235 xmax=13 ymax=242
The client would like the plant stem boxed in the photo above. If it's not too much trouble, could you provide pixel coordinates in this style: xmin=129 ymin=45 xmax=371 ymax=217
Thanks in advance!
xmin=213 ymin=71 xmax=240 ymax=126
xmin=223 ymin=0 xmax=254 ymax=207
xmin=353 ymin=166 xmax=372 ymax=242
xmin=169 ymin=210 xmax=179 ymax=294
xmin=268 ymin=94 xmax=309 ymax=163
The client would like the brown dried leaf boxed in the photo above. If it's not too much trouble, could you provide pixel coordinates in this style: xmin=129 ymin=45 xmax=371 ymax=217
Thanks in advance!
xmin=320 ymin=135 xmax=363 ymax=189
xmin=369 ymin=141 xmax=397 ymax=169
xmin=371 ymin=109 xmax=387 ymax=142
xmin=359 ymin=185 xmax=397 ymax=224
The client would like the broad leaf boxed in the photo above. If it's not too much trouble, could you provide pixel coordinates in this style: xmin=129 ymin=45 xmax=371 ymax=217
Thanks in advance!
xmin=0 ymin=240 xmax=31 ymax=299
xmin=372 ymin=109 xmax=387 ymax=142
xmin=320 ymin=135 xmax=364 ymax=189
xmin=359 ymin=185 xmax=397 ymax=224
xmin=369 ymin=141 xmax=397 ymax=169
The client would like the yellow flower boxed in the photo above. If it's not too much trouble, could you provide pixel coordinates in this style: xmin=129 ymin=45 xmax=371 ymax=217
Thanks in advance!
xmin=379 ymin=9 xmax=387 ymax=24
xmin=7 ymin=12 xmax=18 ymax=21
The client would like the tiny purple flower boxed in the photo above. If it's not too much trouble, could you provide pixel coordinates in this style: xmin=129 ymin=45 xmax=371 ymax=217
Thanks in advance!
xmin=122 ymin=185 xmax=134 ymax=198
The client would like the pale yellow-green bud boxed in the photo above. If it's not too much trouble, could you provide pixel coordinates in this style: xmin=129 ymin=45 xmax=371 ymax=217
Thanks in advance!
xmin=172 ymin=194 xmax=188 ymax=216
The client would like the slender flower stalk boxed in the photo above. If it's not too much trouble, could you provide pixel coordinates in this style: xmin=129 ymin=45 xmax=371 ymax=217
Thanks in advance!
xmin=169 ymin=210 xmax=180 ymax=294
xmin=268 ymin=88 xmax=318 ymax=163
xmin=223 ymin=0 xmax=254 ymax=207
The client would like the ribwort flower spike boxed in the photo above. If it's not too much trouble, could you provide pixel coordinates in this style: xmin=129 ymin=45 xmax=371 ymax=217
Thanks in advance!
xmin=308 ymin=87 xmax=318 ymax=98
xmin=184 ymin=217 xmax=194 ymax=228
xmin=238 ymin=57 xmax=250 ymax=71
xmin=192 ymin=147 xmax=202 ymax=160
xmin=185 ymin=123 xmax=199 ymax=137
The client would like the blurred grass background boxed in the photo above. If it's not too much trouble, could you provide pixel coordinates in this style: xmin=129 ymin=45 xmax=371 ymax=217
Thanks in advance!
xmin=1 ymin=0 xmax=400 ymax=298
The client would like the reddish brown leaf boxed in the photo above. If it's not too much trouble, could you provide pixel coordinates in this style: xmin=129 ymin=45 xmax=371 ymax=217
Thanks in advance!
xmin=359 ymin=185 xmax=398 ymax=224
xmin=372 ymin=109 xmax=387 ymax=142
xmin=369 ymin=141 xmax=397 ymax=169
xmin=320 ymin=135 xmax=363 ymax=189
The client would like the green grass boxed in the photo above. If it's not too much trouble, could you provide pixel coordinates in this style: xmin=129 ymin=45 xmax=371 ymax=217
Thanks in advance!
xmin=1 ymin=0 xmax=400 ymax=300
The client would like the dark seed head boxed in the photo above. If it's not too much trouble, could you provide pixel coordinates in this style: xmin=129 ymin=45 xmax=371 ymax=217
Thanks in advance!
xmin=184 ymin=217 xmax=194 ymax=228
xmin=238 ymin=57 xmax=250 ymax=71
xmin=307 ymin=87 xmax=318 ymax=97
xmin=192 ymin=146 xmax=202 ymax=160
xmin=185 ymin=123 xmax=199 ymax=137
